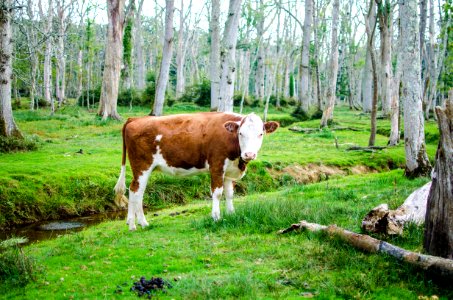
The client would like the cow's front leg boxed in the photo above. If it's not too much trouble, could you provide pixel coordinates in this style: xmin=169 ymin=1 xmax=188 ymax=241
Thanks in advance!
xmin=128 ymin=167 xmax=152 ymax=230
xmin=224 ymin=179 xmax=235 ymax=214
xmin=210 ymin=167 xmax=224 ymax=221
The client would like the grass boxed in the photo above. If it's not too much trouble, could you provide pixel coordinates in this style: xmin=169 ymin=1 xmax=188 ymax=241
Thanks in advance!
xmin=0 ymin=103 xmax=438 ymax=228
xmin=2 ymin=170 xmax=450 ymax=299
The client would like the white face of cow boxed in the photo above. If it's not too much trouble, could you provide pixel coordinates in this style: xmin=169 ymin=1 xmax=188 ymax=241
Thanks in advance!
xmin=224 ymin=113 xmax=279 ymax=162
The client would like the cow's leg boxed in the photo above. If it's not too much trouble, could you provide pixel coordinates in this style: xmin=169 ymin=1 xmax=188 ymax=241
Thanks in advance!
xmin=224 ymin=179 xmax=235 ymax=214
xmin=210 ymin=167 xmax=224 ymax=221
xmin=128 ymin=167 xmax=152 ymax=230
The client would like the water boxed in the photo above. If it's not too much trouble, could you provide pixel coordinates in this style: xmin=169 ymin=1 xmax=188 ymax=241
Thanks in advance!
xmin=0 ymin=210 xmax=129 ymax=245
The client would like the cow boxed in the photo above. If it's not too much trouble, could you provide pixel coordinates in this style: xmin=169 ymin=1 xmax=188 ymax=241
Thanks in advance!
xmin=113 ymin=112 xmax=279 ymax=230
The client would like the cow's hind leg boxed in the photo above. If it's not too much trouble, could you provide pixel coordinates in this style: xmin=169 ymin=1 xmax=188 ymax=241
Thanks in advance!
xmin=128 ymin=167 xmax=152 ymax=230
xmin=224 ymin=179 xmax=235 ymax=214
xmin=210 ymin=167 xmax=224 ymax=221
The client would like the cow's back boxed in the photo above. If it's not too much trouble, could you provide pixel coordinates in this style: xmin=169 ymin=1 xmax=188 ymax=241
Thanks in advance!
xmin=124 ymin=112 xmax=242 ymax=172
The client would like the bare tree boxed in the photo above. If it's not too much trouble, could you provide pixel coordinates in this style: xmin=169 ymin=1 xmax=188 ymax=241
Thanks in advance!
xmin=399 ymin=0 xmax=431 ymax=177
xmin=98 ymin=0 xmax=126 ymax=120
xmin=299 ymin=0 xmax=312 ymax=113
xmin=376 ymin=0 xmax=392 ymax=115
xmin=218 ymin=0 xmax=242 ymax=112
xmin=209 ymin=0 xmax=220 ymax=111
xmin=320 ymin=0 xmax=340 ymax=127
xmin=134 ymin=0 xmax=145 ymax=90
xmin=152 ymin=0 xmax=174 ymax=116
xmin=0 ymin=0 xmax=22 ymax=138
xmin=38 ymin=0 xmax=54 ymax=113
xmin=361 ymin=0 xmax=376 ymax=113
xmin=175 ymin=0 xmax=190 ymax=98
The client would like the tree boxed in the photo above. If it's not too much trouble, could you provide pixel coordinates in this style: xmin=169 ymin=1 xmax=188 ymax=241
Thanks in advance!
xmin=134 ymin=0 xmax=145 ymax=90
xmin=152 ymin=0 xmax=174 ymax=116
xmin=320 ymin=0 xmax=340 ymax=127
xmin=0 ymin=0 xmax=22 ymax=138
xmin=98 ymin=0 xmax=126 ymax=120
xmin=218 ymin=0 xmax=242 ymax=112
xmin=424 ymin=89 xmax=453 ymax=259
xmin=376 ymin=0 xmax=392 ymax=115
xmin=122 ymin=0 xmax=135 ymax=90
xmin=299 ymin=0 xmax=312 ymax=113
xmin=361 ymin=1 xmax=376 ymax=113
xmin=38 ymin=0 xmax=54 ymax=113
xmin=209 ymin=0 xmax=220 ymax=111
xmin=399 ymin=0 xmax=431 ymax=177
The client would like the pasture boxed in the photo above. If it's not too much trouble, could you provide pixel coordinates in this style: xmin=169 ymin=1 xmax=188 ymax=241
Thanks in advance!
xmin=1 ymin=103 xmax=449 ymax=299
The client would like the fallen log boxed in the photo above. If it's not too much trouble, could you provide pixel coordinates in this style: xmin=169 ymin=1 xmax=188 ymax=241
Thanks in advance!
xmin=346 ymin=146 xmax=387 ymax=151
xmin=362 ymin=181 xmax=431 ymax=235
xmin=278 ymin=220 xmax=453 ymax=278
xmin=288 ymin=127 xmax=319 ymax=133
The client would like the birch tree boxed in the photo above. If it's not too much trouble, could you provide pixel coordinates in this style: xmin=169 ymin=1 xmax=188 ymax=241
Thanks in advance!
xmin=134 ymin=0 xmax=145 ymax=90
xmin=209 ymin=0 xmax=220 ymax=111
xmin=320 ymin=0 xmax=340 ymax=127
xmin=218 ymin=0 xmax=242 ymax=112
xmin=399 ymin=0 xmax=431 ymax=177
xmin=361 ymin=1 xmax=376 ymax=113
xmin=38 ymin=0 xmax=54 ymax=112
xmin=376 ymin=0 xmax=392 ymax=115
xmin=55 ymin=0 xmax=72 ymax=106
xmin=0 ymin=0 xmax=22 ymax=138
xmin=98 ymin=0 xmax=125 ymax=120
xmin=152 ymin=0 xmax=174 ymax=116
xmin=299 ymin=0 xmax=312 ymax=113
xmin=175 ymin=0 xmax=189 ymax=98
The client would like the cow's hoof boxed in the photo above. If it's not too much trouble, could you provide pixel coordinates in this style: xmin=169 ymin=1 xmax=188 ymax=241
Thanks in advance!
xmin=226 ymin=208 xmax=235 ymax=215
xmin=138 ymin=220 xmax=149 ymax=228
xmin=212 ymin=212 xmax=221 ymax=222
xmin=129 ymin=225 xmax=137 ymax=231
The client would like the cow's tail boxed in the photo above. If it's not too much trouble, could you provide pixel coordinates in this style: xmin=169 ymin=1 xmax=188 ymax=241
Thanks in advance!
xmin=113 ymin=121 xmax=129 ymax=208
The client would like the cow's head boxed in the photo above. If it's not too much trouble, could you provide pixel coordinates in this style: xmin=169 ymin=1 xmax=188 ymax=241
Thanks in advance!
xmin=224 ymin=113 xmax=279 ymax=162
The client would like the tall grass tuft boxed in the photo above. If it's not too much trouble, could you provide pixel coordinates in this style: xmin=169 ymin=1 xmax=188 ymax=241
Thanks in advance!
xmin=0 ymin=135 xmax=40 ymax=153
xmin=0 ymin=237 xmax=37 ymax=285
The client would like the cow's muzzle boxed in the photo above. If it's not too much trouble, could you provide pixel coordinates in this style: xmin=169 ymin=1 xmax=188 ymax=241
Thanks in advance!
xmin=242 ymin=152 xmax=256 ymax=162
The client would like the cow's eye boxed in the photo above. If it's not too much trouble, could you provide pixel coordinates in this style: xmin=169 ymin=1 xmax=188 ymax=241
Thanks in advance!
xmin=258 ymin=133 xmax=263 ymax=137
xmin=239 ymin=132 xmax=243 ymax=136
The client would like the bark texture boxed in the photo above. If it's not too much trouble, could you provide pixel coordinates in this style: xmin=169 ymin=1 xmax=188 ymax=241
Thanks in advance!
xmin=424 ymin=89 xmax=453 ymax=259
xmin=209 ymin=0 xmax=220 ymax=111
xmin=39 ymin=0 xmax=54 ymax=112
xmin=299 ymin=0 xmax=312 ymax=112
xmin=279 ymin=220 xmax=453 ymax=279
xmin=152 ymin=0 xmax=174 ymax=116
xmin=218 ymin=0 xmax=242 ymax=112
xmin=320 ymin=0 xmax=339 ymax=127
xmin=175 ymin=0 xmax=185 ymax=98
xmin=135 ymin=0 xmax=145 ymax=90
xmin=98 ymin=0 xmax=125 ymax=120
xmin=399 ymin=0 xmax=431 ymax=177
xmin=361 ymin=1 xmax=376 ymax=113
xmin=0 ymin=0 xmax=22 ymax=138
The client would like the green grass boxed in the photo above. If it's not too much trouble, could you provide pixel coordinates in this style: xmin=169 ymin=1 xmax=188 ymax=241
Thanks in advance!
xmin=2 ymin=170 xmax=450 ymax=299
xmin=0 ymin=103 xmax=438 ymax=228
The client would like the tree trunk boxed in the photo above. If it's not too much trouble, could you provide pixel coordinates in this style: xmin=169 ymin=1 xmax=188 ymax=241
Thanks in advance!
xmin=134 ymin=0 xmax=145 ymax=90
xmin=56 ymin=1 xmax=67 ymax=106
xmin=152 ymin=0 xmax=174 ymax=116
xmin=255 ymin=0 xmax=265 ymax=103
xmin=361 ymin=1 xmax=376 ymax=113
xmin=209 ymin=0 xmax=220 ymax=111
xmin=175 ymin=0 xmax=185 ymax=98
xmin=377 ymin=0 xmax=392 ymax=116
xmin=98 ymin=0 xmax=125 ymax=120
xmin=389 ymin=7 xmax=402 ymax=146
xmin=122 ymin=0 xmax=135 ymax=90
xmin=424 ymin=89 xmax=453 ymax=259
xmin=299 ymin=0 xmax=312 ymax=112
xmin=0 ymin=0 xmax=22 ymax=138
xmin=218 ymin=0 xmax=242 ymax=112
xmin=320 ymin=0 xmax=340 ymax=127
xmin=366 ymin=0 xmax=378 ymax=147
xmin=39 ymin=0 xmax=54 ymax=112
xmin=399 ymin=0 xmax=431 ymax=177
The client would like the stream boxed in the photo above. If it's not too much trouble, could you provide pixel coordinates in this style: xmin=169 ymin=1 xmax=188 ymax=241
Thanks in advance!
xmin=0 ymin=210 xmax=130 ymax=245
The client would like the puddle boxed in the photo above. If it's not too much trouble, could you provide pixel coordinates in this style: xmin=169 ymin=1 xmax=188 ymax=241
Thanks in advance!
xmin=0 ymin=209 xmax=131 ymax=245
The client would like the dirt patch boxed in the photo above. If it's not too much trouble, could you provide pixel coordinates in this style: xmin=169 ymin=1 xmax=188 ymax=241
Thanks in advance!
xmin=271 ymin=163 xmax=376 ymax=184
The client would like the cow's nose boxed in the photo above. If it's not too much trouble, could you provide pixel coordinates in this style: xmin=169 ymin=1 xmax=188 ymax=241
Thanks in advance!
xmin=244 ymin=152 xmax=256 ymax=161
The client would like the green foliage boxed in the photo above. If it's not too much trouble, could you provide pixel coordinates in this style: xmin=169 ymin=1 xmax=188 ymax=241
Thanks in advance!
xmin=0 ymin=135 xmax=39 ymax=153
xmin=0 ymin=238 xmax=37 ymax=286
xmin=178 ymin=79 xmax=211 ymax=106
xmin=122 ymin=19 xmax=133 ymax=68
xmin=289 ymin=74 xmax=295 ymax=98
xmin=311 ymin=109 xmax=323 ymax=120
xmin=117 ymin=88 xmax=142 ymax=106
xmin=77 ymin=87 xmax=101 ymax=107
xmin=291 ymin=105 xmax=310 ymax=121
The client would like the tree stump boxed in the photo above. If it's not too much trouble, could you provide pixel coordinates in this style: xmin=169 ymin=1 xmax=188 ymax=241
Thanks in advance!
xmin=424 ymin=89 xmax=453 ymax=259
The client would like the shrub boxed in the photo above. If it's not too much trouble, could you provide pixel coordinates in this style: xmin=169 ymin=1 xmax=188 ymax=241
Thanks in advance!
xmin=0 ymin=237 xmax=37 ymax=285
xmin=233 ymin=93 xmax=255 ymax=107
xmin=78 ymin=87 xmax=101 ymax=107
xmin=311 ymin=109 xmax=323 ymax=120
xmin=291 ymin=105 xmax=310 ymax=121
xmin=0 ymin=135 xmax=40 ymax=153
xmin=117 ymin=88 xmax=142 ymax=106
xmin=178 ymin=79 xmax=211 ymax=107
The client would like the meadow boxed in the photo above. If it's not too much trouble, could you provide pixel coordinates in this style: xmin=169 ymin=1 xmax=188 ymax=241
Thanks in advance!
xmin=1 ymin=102 xmax=449 ymax=299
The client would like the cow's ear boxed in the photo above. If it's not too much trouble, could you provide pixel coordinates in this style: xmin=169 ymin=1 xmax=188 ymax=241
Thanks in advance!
xmin=224 ymin=121 xmax=240 ymax=133
xmin=264 ymin=121 xmax=279 ymax=134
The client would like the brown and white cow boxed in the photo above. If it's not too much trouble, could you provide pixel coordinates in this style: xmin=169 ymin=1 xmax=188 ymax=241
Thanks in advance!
xmin=114 ymin=112 xmax=279 ymax=230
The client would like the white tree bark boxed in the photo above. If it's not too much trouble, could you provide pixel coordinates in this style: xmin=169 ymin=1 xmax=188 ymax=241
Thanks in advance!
xmin=39 ymin=0 xmax=54 ymax=112
xmin=254 ymin=0 xmax=265 ymax=103
xmin=377 ymin=0 xmax=392 ymax=115
xmin=152 ymin=0 xmax=174 ymax=116
xmin=0 ymin=0 xmax=22 ymax=138
xmin=218 ymin=0 xmax=242 ymax=112
xmin=299 ymin=0 xmax=312 ymax=112
xmin=134 ymin=0 xmax=145 ymax=90
xmin=209 ymin=0 xmax=221 ymax=110
xmin=98 ymin=0 xmax=125 ymax=120
xmin=389 ymin=8 xmax=402 ymax=146
xmin=320 ymin=0 xmax=340 ymax=127
xmin=175 ymin=0 xmax=186 ymax=98
xmin=25 ymin=0 xmax=39 ymax=110
xmin=361 ymin=1 xmax=376 ymax=113
xmin=55 ymin=0 xmax=69 ymax=106
xmin=399 ymin=0 xmax=431 ymax=177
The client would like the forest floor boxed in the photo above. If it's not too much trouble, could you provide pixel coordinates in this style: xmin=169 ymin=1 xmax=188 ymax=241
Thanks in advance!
xmin=1 ymin=102 xmax=449 ymax=299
